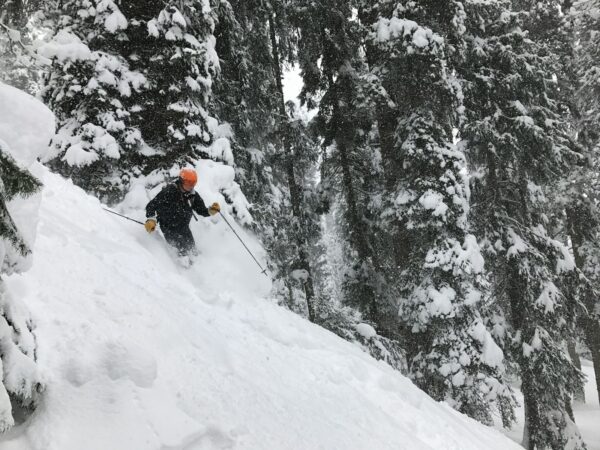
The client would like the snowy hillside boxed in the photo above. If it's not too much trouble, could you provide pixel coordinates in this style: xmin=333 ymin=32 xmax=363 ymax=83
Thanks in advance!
xmin=0 ymin=84 xmax=528 ymax=450
xmin=1 ymin=169 xmax=529 ymax=450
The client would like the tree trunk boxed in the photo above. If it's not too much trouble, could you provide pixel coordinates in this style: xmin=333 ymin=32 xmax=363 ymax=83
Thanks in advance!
xmin=568 ymin=338 xmax=585 ymax=403
xmin=268 ymin=13 xmax=316 ymax=322
xmin=565 ymin=394 xmax=575 ymax=422
xmin=336 ymin=131 xmax=378 ymax=321
xmin=321 ymin=44 xmax=389 ymax=319
xmin=522 ymin=377 xmax=539 ymax=450
xmin=376 ymin=106 xmax=413 ymax=273
xmin=506 ymin=261 xmax=540 ymax=449
xmin=583 ymin=315 xmax=600 ymax=405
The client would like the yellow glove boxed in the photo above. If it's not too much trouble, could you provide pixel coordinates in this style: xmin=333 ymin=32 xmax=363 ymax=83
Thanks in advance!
xmin=145 ymin=219 xmax=157 ymax=233
xmin=208 ymin=202 xmax=221 ymax=216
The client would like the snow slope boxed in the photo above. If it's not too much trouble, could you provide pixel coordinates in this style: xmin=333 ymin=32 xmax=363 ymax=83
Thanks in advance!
xmin=0 ymin=85 xmax=527 ymax=450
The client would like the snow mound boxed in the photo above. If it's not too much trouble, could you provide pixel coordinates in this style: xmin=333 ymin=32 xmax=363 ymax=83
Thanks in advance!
xmin=0 ymin=82 xmax=54 ymax=166
xmin=0 ymin=85 xmax=523 ymax=450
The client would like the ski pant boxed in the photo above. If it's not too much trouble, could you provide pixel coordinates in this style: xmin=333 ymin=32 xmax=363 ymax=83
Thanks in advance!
xmin=161 ymin=225 xmax=197 ymax=256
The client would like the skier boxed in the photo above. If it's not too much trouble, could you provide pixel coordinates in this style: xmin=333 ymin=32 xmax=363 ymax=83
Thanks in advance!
xmin=144 ymin=168 xmax=220 ymax=256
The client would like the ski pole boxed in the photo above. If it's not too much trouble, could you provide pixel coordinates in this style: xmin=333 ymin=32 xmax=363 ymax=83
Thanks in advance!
xmin=102 ymin=208 xmax=145 ymax=225
xmin=218 ymin=211 xmax=268 ymax=277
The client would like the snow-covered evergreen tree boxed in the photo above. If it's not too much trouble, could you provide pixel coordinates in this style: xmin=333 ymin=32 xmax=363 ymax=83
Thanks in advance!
xmin=213 ymin=0 xmax=279 ymax=210
xmin=315 ymin=202 xmax=407 ymax=372
xmin=252 ymin=1 xmax=323 ymax=321
xmin=265 ymin=101 xmax=322 ymax=319
xmin=40 ymin=0 xmax=228 ymax=203
xmin=460 ymin=0 xmax=586 ymax=446
xmin=568 ymin=0 xmax=600 ymax=406
xmin=212 ymin=0 xmax=301 ymax=311
xmin=363 ymin=1 xmax=512 ymax=423
xmin=129 ymin=0 xmax=224 ymax=168
xmin=39 ymin=0 xmax=147 ymax=201
xmin=214 ymin=0 xmax=323 ymax=320
xmin=292 ymin=0 xmax=385 ymax=325
xmin=215 ymin=0 xmax=405 ymax=367
xmin=0 ymin=140 xmax=44 ymax=432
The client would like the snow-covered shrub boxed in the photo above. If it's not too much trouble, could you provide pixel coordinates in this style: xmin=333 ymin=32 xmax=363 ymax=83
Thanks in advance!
xmin=315 ymin=300 xmax=407 ymax=373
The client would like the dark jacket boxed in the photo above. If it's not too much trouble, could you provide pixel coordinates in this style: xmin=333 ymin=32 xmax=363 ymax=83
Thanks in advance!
xmin=146 ymin=182 xmax=210 ymax=230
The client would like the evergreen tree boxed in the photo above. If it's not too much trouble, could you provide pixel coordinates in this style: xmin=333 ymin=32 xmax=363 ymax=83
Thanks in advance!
xmin=212 ymin=0 xmax=322 ymax=320
xmin=544 ymin=0 xmax=589 ymax=403
xmin=40 ymin=0 xmax=229 ymax=203
xmin=362 ymin=1 xmax=512 ymax=423
xmin=262 ymin=1 xmax=320 ymax=321
xmin=126 ymin=0 xmax=225 ymax=168
xmin=212 ymin=0 xmax=297 ymax=309
xmin=213 ymin=0 xmax=279 ymax=211
xmin=216 ymin=0 xmax=406 ymax=366
xmin=39 ymin=0 xmax=148 ymax=201
xmin=0 ymin=140 xmax=44 ymax=432
xmin=316 ymin=200 xmax=407 ymax=372
xmin=267 ymin=100 xmax=322 ymax=319
xmin=291 ymin=0 xmax=384 ymax=325
xmin=569 ymin=0 xmax=600 ymax=405
xmin=460 ymin=0 xmax=586 ymax=446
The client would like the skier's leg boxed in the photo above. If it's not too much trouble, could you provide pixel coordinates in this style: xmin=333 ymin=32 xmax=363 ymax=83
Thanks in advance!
xmin=179 ymin=227 xmax=197 ymax=256
xmin=163 ymin=227 xmax=195 ymax=256
xmin=161 ymin=228 xmax=180 ymax=252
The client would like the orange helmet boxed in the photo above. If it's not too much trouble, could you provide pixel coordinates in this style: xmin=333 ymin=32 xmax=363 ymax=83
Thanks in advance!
xmin=179 ymin=167 xmax=198 ymax=191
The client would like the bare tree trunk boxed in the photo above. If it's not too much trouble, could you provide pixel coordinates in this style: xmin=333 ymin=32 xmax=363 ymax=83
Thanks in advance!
xmin=268 ymin=13 xmax=316 ymax=322
xmin=506 ymin=262 xmax=538 ymax=449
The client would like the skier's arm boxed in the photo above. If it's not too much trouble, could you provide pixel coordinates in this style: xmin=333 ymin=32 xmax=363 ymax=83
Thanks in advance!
xmin=192 ymin=193 xmax=210 ymax=217
xmin=146 ymin=186 xmax=168 ymax=218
